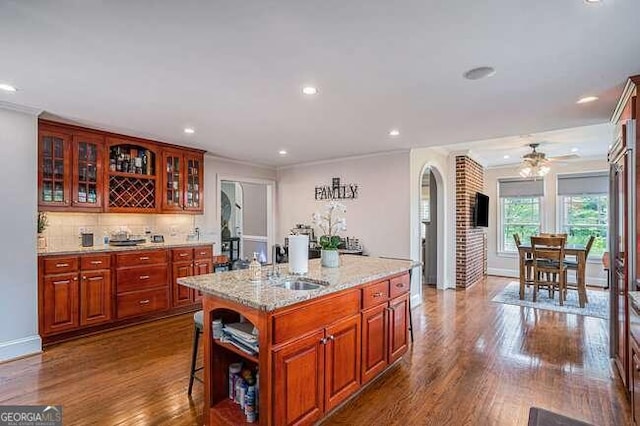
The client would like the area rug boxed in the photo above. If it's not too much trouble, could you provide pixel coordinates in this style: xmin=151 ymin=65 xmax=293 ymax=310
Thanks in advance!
xmin=491 ymin=281 xmax=609 ymax=319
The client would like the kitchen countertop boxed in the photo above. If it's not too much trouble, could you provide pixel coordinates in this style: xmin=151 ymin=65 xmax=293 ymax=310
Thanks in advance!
xmin=178 ymin=255 xmax=420 ymax=312
xmin=37 ymin=239 xmax=215 ymax=256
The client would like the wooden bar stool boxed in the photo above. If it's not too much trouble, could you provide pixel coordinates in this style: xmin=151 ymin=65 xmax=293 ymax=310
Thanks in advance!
xmin=188 ymin=310 xmax=204 ymax=396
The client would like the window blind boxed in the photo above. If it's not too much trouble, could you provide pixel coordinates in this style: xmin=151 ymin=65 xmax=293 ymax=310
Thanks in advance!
xmin=498 ymin=178 xmax=544 ymax=197
xmin=557 ymin=172 xmax=608 ymax=196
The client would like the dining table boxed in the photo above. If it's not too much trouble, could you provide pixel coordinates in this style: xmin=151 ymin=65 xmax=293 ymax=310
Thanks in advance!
xmin=517 ymin=242 xmax=588 ymax=307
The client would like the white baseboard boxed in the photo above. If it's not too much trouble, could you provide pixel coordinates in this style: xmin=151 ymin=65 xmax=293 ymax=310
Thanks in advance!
xmin=0 ymin=335 xmax=42 ymax=363
xmin=487 ymin=268 xmax=607 ymax=288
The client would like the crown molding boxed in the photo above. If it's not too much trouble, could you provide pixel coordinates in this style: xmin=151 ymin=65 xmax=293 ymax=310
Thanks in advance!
xmin=0 ymin=100 xmax=43 ymax=116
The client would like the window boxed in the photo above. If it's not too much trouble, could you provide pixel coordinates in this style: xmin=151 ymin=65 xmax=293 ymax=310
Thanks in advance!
xmin=557 ymin=172 xmax=608 ymax=258
xmin=498 ymin=178 xmax=544 ymax=252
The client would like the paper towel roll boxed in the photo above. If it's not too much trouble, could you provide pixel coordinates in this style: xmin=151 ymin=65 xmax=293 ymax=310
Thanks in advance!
xmin=288 ymin=234 xmax=309 ymax=274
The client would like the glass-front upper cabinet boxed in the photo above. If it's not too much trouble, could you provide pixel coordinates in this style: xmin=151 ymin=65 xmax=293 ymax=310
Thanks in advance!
xmin=162 ymin=150 xmax=183 ymax=211
xmin=72 ymin=133 xmax=103 ymax=210
xmin=184 ymin=153 xmax=203 ymax=212
xmin=39 ymin=129 xmax=72 ymax=208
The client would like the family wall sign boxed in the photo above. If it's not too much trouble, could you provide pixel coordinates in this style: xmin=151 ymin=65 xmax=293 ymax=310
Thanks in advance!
xmin=315 ymin=177 xmax=359 ymax=201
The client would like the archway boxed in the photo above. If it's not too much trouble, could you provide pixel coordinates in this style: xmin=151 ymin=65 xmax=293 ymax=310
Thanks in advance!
xmin=418 ymin=163 xmax=445 ymax=290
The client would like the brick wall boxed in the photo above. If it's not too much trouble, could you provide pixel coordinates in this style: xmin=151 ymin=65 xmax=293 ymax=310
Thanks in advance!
xmin=455 ymin=155 xmax=486 ymax=288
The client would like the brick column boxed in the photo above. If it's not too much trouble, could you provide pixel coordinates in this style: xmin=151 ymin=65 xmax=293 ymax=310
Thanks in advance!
xmin=455 ymin=155 xmax=485 ymax=288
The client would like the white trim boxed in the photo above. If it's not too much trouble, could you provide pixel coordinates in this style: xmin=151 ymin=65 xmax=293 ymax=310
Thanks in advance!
xmin=243 ymin=235 xmax=268 ymax=242
xmin=277 ymin=149 xmax=409 ymax=170
xmin=0 ymin=335 xmax=42 ymax=363
xmin=205 ymin=152 xmax=275 ymax=171
xmin=410 ymin=293 xmax=422 ymax=309
xmin=0 ymin=100 xmax=43 ymax=116
xmin=611 ymin=79 xmax=636 ymax=123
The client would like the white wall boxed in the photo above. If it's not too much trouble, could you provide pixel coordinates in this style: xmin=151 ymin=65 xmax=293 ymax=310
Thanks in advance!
xmin=0 ymin=105 xmax=40 ymax=361
xmin=485 ymin=158 xmax=609 ymax=286
xmin=410 ymin=147 xmax=455 ymax=294
xmin=277 ymin=152 xmax=411 ymax=259
xmin=195 ymin=155 xmax=277 ymax=255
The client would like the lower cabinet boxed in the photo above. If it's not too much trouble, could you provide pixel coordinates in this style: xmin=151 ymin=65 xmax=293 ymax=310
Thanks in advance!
xmin=39 ymin=245 xmax=212 ymax=343
xmin=273 ymin=314 xmax=361 ymax=425
xmin=361 ymin=293 xmax=409 ymax=384
xmin=42 ymin=272 xmax=80 ymax=334
xmin=80 ymin=269 xmax=112 ymax=326
xmin=632 ymin=345 xmax=640 ymax=426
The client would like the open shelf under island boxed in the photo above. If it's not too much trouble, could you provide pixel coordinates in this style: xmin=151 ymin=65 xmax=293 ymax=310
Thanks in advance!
xmin=178 ymin=255 xmax=419 ymax=426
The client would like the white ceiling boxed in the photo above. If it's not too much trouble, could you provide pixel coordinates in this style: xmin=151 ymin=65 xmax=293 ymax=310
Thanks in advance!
xmin=1 ymin=0 xmax=639 ymax=167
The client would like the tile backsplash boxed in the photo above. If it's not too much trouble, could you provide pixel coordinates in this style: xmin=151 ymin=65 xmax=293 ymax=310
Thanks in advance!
xmin=41 ymin=213 xmax=215 ymax=248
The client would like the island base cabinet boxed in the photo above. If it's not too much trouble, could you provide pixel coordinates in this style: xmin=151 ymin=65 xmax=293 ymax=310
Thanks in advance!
xmin=388 ymin=294 xmax=409 ymax=364
xmin=324 ymin=315 xmax=361 ymax=412
xmin=273 ymin=314 xmax=361 ymax=426
xmin=361 ymin=303 xmax=388 ymax=384
xmin=274 ymin=330 xmax=325 ymax=426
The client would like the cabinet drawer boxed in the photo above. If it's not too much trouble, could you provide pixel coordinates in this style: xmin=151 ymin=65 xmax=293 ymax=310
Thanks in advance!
xmin=172 ymin=248 xmax=193 ymax=262
xmin=389 ymin=273 xmax=410 ymax=299
xmin=80 ymin=254 xmax=111 ymax=271
xmin=117 ymin=288 xmax=169 ymax=319
xmin=272 ymin=289 xmax=360 ymax=345
xmin=194 ymin=245 xmax=213 ymax=260
xmin=43 ymin=256 xmax=79 ymax=274
xmin=362 ymin=280 xmax=390 ymax=309
xmin=116 ymin=250 xmax=167 ymax=267
xmin=116 ymin=265 xmax=168 ymax=293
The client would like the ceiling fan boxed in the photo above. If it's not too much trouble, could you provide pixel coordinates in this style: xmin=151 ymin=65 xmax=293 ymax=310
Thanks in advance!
xmin=518 ymin=143 xmax=579 ymax=178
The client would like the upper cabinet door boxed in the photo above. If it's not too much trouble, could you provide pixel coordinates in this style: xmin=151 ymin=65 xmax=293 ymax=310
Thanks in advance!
xmin=72 ymin=133 xmax=104 ymax=211
xmin=183 ymin=153 xmax=204 ymax=212
xmin=161 ymin=150 xmax=184 ymax=212
xmin=39 ymin=129 xmax=72 ymax=209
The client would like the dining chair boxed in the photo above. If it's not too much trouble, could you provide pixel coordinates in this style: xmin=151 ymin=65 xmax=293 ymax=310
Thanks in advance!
xmin=539 ymin=232 xmax=568 ymax=239
xmin=563 ymin=235 xmax=595 ymax=306
xmin=531 ymin=236 xmax=567 ymax=305
xmin=513 ymin=234 xmax=533 ymax=285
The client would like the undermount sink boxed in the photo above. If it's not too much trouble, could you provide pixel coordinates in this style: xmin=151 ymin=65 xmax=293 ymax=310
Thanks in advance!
xmin=275 ymin=277 xmax=328 ymax=291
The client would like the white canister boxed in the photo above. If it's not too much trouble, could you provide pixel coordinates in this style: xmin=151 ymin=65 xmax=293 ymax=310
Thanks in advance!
xmin=212 ymin=319 xmax=223 ymax=339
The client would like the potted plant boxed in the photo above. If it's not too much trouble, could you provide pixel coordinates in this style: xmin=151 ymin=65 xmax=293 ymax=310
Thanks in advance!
xmin=37 ymin=211 xmax=48 ymax=249
xmin=312 ymin=202 xmax=347 ymax=268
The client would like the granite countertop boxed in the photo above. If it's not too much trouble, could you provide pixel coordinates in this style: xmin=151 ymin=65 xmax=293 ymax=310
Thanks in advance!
xmin=37 ymin=239 xmax=215 ymax=256
xmin=178 ymin=255 xmax=420 ymax=312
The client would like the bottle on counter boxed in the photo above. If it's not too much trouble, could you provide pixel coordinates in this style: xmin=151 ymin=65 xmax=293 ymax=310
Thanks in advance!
xmin=249 ymin=252 xmax=261 ymax=282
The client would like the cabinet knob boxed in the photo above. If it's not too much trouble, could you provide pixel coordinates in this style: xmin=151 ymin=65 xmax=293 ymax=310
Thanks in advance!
xmin=139 ymin=299 xmax=150 ymax=305
xmin=82 ymin=276 xmax=87 ymax=280
xmin=320 ymin=337 xmax=328 ymax=345
xmin=73 ymin=277 xmax=78 ymax=281
xmin=328 ymin=335 xmax=335 ymax=341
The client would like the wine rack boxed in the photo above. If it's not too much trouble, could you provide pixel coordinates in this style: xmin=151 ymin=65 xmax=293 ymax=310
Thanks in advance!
xmin=108 ymin=175 xmax=156 ymax=210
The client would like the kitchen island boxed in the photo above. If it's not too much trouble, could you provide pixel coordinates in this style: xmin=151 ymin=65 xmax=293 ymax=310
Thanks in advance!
xmin=178 ymin=255 xmax=418 ymax=426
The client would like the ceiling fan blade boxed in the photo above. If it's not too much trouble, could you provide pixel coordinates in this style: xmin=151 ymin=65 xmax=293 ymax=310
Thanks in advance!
xmin=548 ymin=154 xmax=580 ymax=161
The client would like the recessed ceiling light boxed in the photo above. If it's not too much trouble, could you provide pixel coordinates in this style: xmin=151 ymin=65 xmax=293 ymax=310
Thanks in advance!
xmin=576 ymin=96 xmax=598 ymax=104
xmin=0 ymin=83 xmax=17 ymax=92
xmin=463 ymin=66 xmax=496 ymax=80
xmin=503 ymin=155 xmax=510 ymax=159
xmin=278 ymin=150 xmax=287 ymax=155
xmin=184 ymin=127 xmax=195 ymax=134
xmin=389 ymin=129 xmax=400 ymax=137
xmin=302 ymin=86 xmax=318 ymax=96
xmin=571 ymin=147 xmax=579 ymax=153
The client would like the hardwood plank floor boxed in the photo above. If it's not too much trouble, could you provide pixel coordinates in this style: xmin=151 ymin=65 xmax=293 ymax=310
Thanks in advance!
xmin=0 ymin=276 xmax=630 ymax=425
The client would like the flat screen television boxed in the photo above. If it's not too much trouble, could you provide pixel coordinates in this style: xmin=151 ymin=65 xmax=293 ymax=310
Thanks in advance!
xmin=474 ymin=192 xmax=489 ymax=227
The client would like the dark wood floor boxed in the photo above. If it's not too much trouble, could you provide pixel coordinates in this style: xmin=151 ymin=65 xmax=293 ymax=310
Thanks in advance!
xmin=0 ymin=276 xmax=631 ymax=425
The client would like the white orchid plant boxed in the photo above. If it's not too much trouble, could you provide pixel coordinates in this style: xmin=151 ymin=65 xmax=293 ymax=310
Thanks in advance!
xmin=312 ymin=201 xmax=347 ymax=250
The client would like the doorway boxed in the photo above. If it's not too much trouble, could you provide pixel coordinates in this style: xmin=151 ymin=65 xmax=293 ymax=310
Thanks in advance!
xmin=219 ymin=177 xmax=275 ymax=266
xmin=421 ymin=167 xmax=438 ymax=285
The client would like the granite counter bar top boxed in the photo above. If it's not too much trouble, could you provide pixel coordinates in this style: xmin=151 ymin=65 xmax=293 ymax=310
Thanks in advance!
xmin=37 ymin=240 xmax=214 ymax=257
xmin=178 ymin=255 xmax=420 ymax=312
